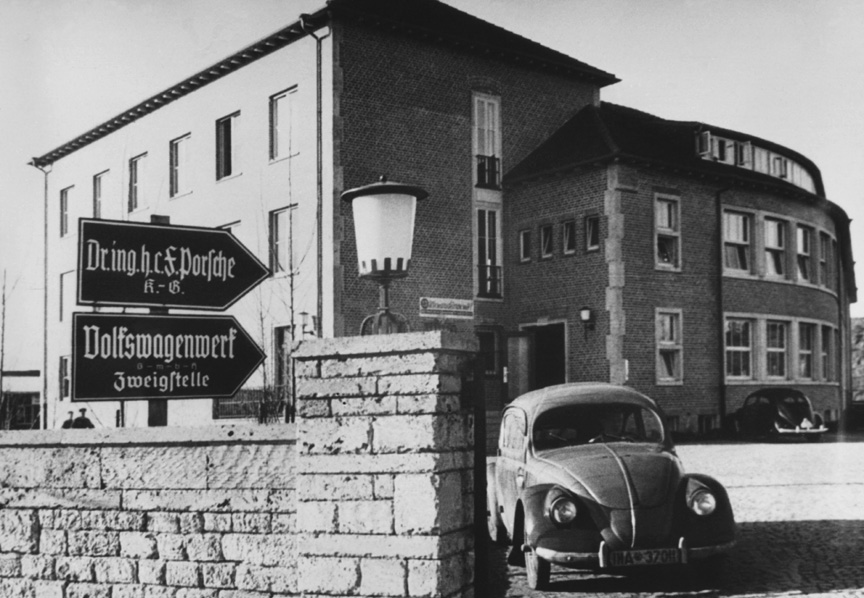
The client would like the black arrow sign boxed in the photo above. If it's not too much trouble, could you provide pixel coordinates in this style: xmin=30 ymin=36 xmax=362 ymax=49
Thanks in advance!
xmin=77 ymin=218 xmax=270 ymax=310
xmin=72 ymin=313 xmax=266 ymax=401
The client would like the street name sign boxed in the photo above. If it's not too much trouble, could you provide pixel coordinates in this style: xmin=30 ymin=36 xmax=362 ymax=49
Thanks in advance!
xmin=77 ymin=218 xmax=270 ymax=310
xmin=72 ymin=313 xmax=266 ymax=401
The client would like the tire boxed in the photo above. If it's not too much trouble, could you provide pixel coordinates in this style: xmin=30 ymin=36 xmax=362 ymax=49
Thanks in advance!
xmin=486 ymin=476 xmax=507 ymax=544
xmin=526 ymin=547 xmax=550 ymax=590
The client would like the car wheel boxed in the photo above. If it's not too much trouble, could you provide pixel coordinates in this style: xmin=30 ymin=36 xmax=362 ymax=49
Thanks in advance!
xmin=526 ymin=547 xmax=550 ymax=590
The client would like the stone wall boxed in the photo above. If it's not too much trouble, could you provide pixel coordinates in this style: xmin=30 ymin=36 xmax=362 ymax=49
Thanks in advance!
xmin=0 ymin=330 xmax=478 ymax=598
xmin=293 ymin=331 xmax=477 ymax=598
xmin=0 ymin=425 xmax=297 ymax=598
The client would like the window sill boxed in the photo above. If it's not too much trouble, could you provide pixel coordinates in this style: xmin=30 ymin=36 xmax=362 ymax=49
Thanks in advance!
xmin=563 ymin=250 xmax=576 ymax=257
xmin=216 ymin=172 xmax=243 ymax=183
xmin=656 ymin=379 xmax=684 ymax=386
xmin=269 ymin=154 xmax=299 ymax=165
xmin=475 ymin=296 xmax=504 ymax=303
xmin=169 ymin=190 xmax=193 ymax=201
xmin=655 ymin=264 xmax=682 ymax=273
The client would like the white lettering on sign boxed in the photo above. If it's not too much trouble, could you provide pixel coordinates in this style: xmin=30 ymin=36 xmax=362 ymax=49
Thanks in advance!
xmin=85 ymin=239 xmax=236 ymax=282
xmin=82 ymin=325 xmax=237 ymax=364
xmin=113 ymin=370 xmax=211 ymax=393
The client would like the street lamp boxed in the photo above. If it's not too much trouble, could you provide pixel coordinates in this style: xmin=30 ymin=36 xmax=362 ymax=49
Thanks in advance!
xmin=341 ymin=175 xmax=429 ymax=335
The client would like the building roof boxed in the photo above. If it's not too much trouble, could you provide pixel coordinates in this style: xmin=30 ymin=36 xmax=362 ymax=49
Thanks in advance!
xmin=30 ymin=0 xmax=617 ymax=168
xmin=506 ymin=102 xmax=827 ymax=199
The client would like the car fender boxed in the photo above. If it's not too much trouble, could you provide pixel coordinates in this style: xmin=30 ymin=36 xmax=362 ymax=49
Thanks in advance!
xmin=519 ymin=484 xmax=557 ymax=548
xmin=676 ymin=473 xmax=736 ymax=545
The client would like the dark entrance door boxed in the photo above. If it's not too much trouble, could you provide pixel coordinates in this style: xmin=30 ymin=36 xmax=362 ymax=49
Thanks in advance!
xmin=522 ymin=322 xmax=566 ymax=390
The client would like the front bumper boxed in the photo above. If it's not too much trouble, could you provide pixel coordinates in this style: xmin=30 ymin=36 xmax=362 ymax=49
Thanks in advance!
xmin=535 ymin=538 xmax=736 ymax=569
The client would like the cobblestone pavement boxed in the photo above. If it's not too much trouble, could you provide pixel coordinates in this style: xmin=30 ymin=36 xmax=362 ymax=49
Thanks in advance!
xmin=480 ymin=434 xmax=864 ymax=597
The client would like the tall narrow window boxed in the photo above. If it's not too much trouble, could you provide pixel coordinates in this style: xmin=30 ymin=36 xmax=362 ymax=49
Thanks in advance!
xmin=216 ymin=112 xmax=239 ymax=180
xmin=169 ymin=134 xmax=191 ymax=197
xmin=60 ymin=187 xmax=71 ymax=237
xmin=764 ymin=218 xmax=786 ymax=277
xmin=128 ymin=153 xmax=146 ymax=212
xmin=821 ymin=326 xmax=835 ymax=382
xmin=585 ymin=215 xmax=600 ymax=251
xmin=477 ymin=209 xmax=501 ymax=298
xmin=766 ymin=320 xmax=788 ymax=378
xmin=93 ymin=172 xmax=106 ymax=219
xmin=819 ymin=233 xmax=831 ymax=288
xmin=798 ymin=323 xmax=815 ymax=379
xmin=797 ymin=226 xmax=812 ymax=282
xmin=519 ymin=230 xmax=531 ymax=263
xmin=657 ymin=310 xmax=683 ymax=383
xmin=540 ymin=225 xmax=553 ymax=259
xmin=563 ymin=220 xmax=576 ymax=255
xmin=773 ymin=156 xmax=789 ymax=179
xmin=655 ymin=196 xmax=680 ymax=269
xmin=269 ymin=206 xmax=295 ymax=276
xmin=725 ymin=318 xmax=752 ymax=379
xmin=270 ymin=87 xmax=298 ymax=161
xmin=473 ymin=94 xmax=501 ymax=189
xmin=723 ymin=211 xmax=751 ymax=272
xmin=59 ymin=356 xmax=71 ymax=400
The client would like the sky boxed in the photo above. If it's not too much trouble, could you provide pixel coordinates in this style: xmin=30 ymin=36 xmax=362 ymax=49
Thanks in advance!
xmin=1 ymin=0 xmax=863 ymax=371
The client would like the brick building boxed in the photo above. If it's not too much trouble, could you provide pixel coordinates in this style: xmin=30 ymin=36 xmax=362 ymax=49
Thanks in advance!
xmin=31 ymin=0 xmax=855 ymax=430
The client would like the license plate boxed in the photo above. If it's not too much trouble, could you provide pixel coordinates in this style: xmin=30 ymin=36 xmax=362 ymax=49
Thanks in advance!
xmin=609 ymin=547 xmax=681 ymax=567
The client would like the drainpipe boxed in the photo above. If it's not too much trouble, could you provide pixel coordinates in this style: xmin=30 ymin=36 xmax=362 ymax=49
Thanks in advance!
xmin=30 ymin=160 xmax=51 ymax=429
xmin=715 ymin=187 xmax=731 ymax=430
xmin=300 ymin=14 xmax=330 ymax=337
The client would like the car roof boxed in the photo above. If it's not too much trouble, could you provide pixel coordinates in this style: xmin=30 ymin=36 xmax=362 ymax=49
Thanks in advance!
xmin=506 ymin=382 xmax=660 ymax=425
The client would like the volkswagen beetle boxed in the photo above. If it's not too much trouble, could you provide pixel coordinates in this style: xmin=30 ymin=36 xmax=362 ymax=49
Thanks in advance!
xmin=486 ymin=383 xmax=736 ymax=589
xmin=729 ymin=387 xmax=827 ymax=441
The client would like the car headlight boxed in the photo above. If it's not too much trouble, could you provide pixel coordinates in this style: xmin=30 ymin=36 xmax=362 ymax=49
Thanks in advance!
xmin=550 ymin=496 xmax=578 ymax=524
xmin=687 ymin=488 xmax=717 ymax=516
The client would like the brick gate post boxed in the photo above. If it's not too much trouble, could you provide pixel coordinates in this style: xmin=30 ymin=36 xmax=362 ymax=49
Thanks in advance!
xmin=292 ymin=331 xmax=478 ymax=598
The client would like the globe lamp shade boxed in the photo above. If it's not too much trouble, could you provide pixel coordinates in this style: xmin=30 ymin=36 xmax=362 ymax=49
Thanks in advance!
xmin=341 ymin=177 xmax=429 ymax=282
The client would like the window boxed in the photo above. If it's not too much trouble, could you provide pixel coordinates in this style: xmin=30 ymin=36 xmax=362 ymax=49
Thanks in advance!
xmin=797 ymin=226 xmax=812 ymax=282
xmin=128 ymin=153 xmax=146 ymax=212
xmin=563 ymin=220 xmax=576 ymax=255
xmin=772 ymin=156 xmax=789 ymax=179
xmin=735 ymin=141 xmax=752 ymax=168
xmin=93 ymin=172 xmax=106 ymax=219
xmin=798 ymin=323 xmax=815 ymax=380
xmin=270 ymin=87 xmax=298 ymax=161
xmin=216 ymin=112 xmax=239 ymax=180
xmin=473 ymin=94 xmax=501 ymax=189
xmin=822 ymin=326 xmax=835 ymax=382
xmin=60 ymin=186 xmax=71 ymax=237
xmin=59 ymin=271 xmax=74 ymax=322
xmin=656 ymin=310 xmax=683 ymax=383
xmin=59 ymin=356 xmax=71 ymax=400
xmin=518 ymin=230 xmax=531 ymax=263
xmin=477 ymin=209 xmax=501 ymax=298
xmin=819 ymin=233 xmax=832 ymax=288
xmin=725 ymin=318 xmax=752 ymax=379
xmin=169 ymin=134 xmax=191 ymax=197
xmin=476 ymin=329 xmax=498 ymax=376
xmin=766 ymin=320 xmax=788 ymax=378
xmin=764 ymin=218 xmax=786 ymax=277
xmin=269 ymin=206 xmax=296 ymax=276
xmin=655 ymin=196 xmax=680 ymax=269
xmin=723 ymin=211 xmax=751 ymax=272
xmin=540 ymin=225 xmax=553 ymax=259
xmin=585 ymin=215 xmax=600 ymax=251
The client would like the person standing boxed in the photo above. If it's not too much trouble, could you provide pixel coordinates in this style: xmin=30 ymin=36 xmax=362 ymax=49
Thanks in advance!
xmin=61 ymin=411 xmax=74 ymax=429
xmin=72 ymin=408 xmax=94 ymax=429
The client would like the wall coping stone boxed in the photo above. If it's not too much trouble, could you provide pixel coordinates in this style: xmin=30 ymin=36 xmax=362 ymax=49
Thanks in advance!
xmin=0 ymin=424 xmax=295 ymax=448
xmin=293 ymin=331 xmax=478 ymax=360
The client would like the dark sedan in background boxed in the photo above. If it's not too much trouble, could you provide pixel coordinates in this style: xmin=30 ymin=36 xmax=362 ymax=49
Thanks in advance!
xmin=729 ymin=387 xmax=828 ymax=441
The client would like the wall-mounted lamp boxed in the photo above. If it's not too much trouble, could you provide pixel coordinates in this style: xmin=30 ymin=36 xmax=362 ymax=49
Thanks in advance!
xmin=341 ymin=175 xmax=429 ymax=335
xmin=579 ymin=306 xmax=595 ymax=335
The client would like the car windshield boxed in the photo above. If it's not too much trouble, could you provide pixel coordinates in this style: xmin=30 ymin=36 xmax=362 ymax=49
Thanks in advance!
xmin=533 ymin=402 xmax=665 ymax=451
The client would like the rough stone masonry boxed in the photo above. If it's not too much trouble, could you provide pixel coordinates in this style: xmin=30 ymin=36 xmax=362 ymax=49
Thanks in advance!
xmin=0 ymin=330 xmax=477 ymax=598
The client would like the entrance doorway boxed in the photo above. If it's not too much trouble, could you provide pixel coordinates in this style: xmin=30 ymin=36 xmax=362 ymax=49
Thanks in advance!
xmin=521 ymin=322 xmax=567 ymax=391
